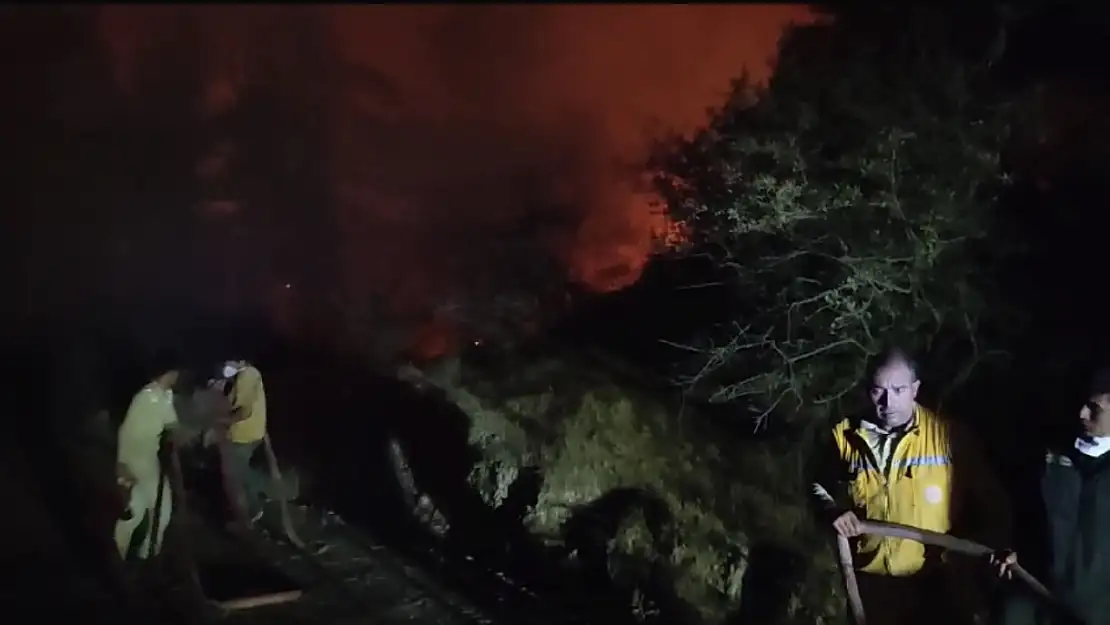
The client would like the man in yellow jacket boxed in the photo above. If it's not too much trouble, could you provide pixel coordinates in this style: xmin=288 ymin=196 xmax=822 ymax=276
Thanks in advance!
xmin=214 ymin=359 xmax=268 ymax=526
xmin=811 ymin=347 xmax=1009 ymax=625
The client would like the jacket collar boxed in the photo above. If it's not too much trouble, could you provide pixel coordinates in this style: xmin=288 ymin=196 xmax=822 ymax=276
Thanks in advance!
xmin=855 ymin=403 xmax=923 ymax=436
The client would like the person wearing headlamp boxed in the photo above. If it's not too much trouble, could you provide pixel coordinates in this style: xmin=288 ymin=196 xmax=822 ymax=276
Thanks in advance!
xmin=211 ymin=359 xmax=268 ymax=527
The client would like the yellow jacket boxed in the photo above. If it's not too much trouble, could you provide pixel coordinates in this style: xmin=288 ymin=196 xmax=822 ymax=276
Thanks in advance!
xmin=818 ymin=404 xmax=1007 ymax=576
xmin=228 ymin=365 xmax=267 ymax=444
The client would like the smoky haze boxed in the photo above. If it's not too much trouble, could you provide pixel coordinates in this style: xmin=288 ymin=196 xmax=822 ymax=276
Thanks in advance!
xmin=69 ymin=6 xmax=809 ymax=350
xmin=327 ymin=5 xmax=811 ymax=289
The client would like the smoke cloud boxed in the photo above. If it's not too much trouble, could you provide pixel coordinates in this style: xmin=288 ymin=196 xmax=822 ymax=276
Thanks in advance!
xmin=96 ymin=5 xmax=810 ymax=343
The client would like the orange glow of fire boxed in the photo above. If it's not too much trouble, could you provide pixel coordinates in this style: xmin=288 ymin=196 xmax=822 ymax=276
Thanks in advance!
xmin=95 ymin=6 xmax=809 ymax=356
xmin=659 ymin=217 xmax=690 ymax=249
xmin=409 ymin=315 xmax=458 ymax=362
xmin=571 ymin=190 xmax=685 ymax=292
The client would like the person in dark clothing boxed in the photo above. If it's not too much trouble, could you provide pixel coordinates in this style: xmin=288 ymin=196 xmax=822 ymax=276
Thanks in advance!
xmin=994 ymin=368 xmax=1110 ymax=625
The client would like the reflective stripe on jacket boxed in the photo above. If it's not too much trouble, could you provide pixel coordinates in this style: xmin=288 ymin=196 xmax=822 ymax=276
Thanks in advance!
xmin=832 ymin=404 xmax=953 ymax=576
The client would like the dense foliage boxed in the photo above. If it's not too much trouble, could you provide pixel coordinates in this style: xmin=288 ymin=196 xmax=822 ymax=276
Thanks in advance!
xmin=401 ymin=348 xmax=842 ymax=625
xmin=652 ymin=8 xmax=1028 ymax=425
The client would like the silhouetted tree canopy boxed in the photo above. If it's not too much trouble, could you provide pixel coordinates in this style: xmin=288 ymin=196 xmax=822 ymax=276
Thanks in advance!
xmin=652 ymin=5 xmax=1029 ymax=427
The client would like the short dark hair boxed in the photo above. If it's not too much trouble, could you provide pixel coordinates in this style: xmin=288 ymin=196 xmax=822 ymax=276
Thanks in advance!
xmin=1089 ymin=368 xmax=1110 ymax=398
xmin=867 ymin=346 xmax=919 ymax=382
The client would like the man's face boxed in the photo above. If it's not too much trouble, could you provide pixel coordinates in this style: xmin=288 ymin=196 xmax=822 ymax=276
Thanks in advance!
xmin=868 ymin=359 xmax=920 ymax=427
xmin=163 ymin=370 xmax=181 ymax=388
xmin=1080 ymin=393 xmax=1110 ymax=437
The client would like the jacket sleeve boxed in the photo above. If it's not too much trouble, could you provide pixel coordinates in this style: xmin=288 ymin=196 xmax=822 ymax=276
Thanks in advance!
xmin=230 ymin=367 xmax=262 ymax=417
xmin=117 ymin=391 xmax=161 ymax=470
xmin=1008 ymin=453 xmax=1052 ymax=579
xmin=810 ymin=427 xmax=852 ymax=523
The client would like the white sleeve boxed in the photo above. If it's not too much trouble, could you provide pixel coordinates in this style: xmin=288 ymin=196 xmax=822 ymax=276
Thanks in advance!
xmin=117 ymin=391 xmax=162 ymax=469
xmin=164 ymin=399 xmax=181 ymax=429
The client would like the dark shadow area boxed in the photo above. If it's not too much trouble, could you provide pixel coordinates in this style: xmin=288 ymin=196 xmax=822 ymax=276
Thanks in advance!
xmin=198 ymin=561 xmax=300 ymax=605
xmin=260 ymin=346 xmax=478 ymax=548
xmin=0 ymin=323 xmax=157 ymax=623
xmin=249 ymin=337 xmax=659 ymax=623
xmin=551 ymin=254 xmax=738 ymax=377
xmin=0 ymin=436 xmax=125 ymax=620
xmin=726 ymin=542 xmax=806 ymax=625
xmin=497 ymin=466 xmax=542 ymax=528
xmin=560 ymin=486 xmax=693 ymax=625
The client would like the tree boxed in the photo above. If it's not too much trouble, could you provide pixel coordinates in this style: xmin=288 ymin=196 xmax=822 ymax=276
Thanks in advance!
xmin=652 ymin=7 xmax=1026 ymax=426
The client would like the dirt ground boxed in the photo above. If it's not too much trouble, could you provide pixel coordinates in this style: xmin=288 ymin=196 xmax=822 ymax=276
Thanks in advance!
xmin=0 ymin=426 xmax=497 ymax=625
xmin=0 ymin=440 xmax=134 ymax=621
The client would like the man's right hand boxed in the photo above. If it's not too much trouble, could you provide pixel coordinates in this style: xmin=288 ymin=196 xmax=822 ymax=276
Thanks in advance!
xmin=116 ymin=463 xmax=137 ymax=488
xmin=833 ymin=511 xmax=864 ymax=537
